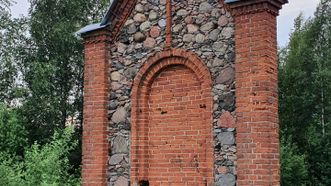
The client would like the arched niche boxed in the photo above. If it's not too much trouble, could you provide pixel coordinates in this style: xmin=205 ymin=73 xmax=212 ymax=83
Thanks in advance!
xmin=130 ymin=49 xmax=214 ymax=185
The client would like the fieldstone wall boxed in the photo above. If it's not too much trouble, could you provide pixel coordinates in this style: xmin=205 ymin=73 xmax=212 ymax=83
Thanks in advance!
xmin=107 ymin=0 xmax=236 ymax=185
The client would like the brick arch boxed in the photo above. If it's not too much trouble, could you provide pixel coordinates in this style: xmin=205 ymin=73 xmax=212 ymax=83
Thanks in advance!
xmin=130 ymin=48 xmax=214 ymax=185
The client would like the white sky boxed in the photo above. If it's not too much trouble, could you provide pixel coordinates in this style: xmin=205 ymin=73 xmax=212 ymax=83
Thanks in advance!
xmin=10 ymin=0 xmax=29 ymax=18
xmin=278 ymin=0 xmax=320 ymax=46
xmin=11 ymin=0 xmax=320 ymax=47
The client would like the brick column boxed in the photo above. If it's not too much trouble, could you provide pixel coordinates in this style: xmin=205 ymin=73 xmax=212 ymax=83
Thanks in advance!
xmin=227 ymin=0 xmax=287 ymax=185
xmin=81 ymin=30 xmax=111 ymax=186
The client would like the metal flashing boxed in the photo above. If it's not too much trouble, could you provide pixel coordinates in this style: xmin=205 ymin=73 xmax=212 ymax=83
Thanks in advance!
xmin=101 ymin=0 xmax=116 ymax=26
xmin=76 ymin=0 xmax=116 ymax=35
xmin=76 ymin=23 xmax=109 ymax=35
xmin=224 ymin=0 xmax=240 ymax=3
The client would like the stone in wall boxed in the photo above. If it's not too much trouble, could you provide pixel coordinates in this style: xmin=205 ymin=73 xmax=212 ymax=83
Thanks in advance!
xmin=108 ymin=1 xmax=166 ymax=185
xmin=170 ymin=1 xmax=237 ymax=183
xmin=108 ymin=0 xmax=236 ymax=185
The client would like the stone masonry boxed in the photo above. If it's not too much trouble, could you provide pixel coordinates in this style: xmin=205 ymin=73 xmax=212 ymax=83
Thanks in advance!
xmin=108 ymin=1 xmax=235 ymax=185
xmin=78 ymin=0 xmax=288 ymax=185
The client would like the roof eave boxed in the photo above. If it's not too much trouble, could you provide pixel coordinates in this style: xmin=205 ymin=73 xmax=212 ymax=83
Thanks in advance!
xmin=100 ymin=0 xmax=117 ymax=26
xmin=224 ymin=0 xmax=240 ymax=4
xmin=76 ymin=23 xmax=109 ymax=36
xmin=76 ymin=0 xmax=117 ymax=36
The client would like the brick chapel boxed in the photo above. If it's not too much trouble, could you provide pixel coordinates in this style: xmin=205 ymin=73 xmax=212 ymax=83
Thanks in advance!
xmin=77 ymin=0 xmax=288 ymax=185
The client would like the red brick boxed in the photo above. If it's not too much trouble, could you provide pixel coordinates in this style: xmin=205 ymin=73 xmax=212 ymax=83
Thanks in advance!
xmin=81 ymin=31 xmax=110 ymax=186
xmin=218 ymin=111 xmax=236 ymax=128
xmin=228 ymin=0 xmax=287 ymax=185
xmin=130 ymin=49 xmax=213 ymax=185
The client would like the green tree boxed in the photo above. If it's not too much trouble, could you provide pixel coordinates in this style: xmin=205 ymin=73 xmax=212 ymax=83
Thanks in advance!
xmin=1 ymin=0 xmax=110 ymax=180
xmin=18 ymin=0 xmax=110 ymax=144
xmin=279 ymin=1 xmax=331 ymax=185
xmin=15 ymin=0 xmax=110 ymax=174
xmin=0 ymin=0 xmax=12 ymax=11
xmin=0 ymin=127 xmax=80 ymax=186
xmin=0 ymin=0 xmax=28 ymax=104
xmin=280 ymin=137 xmax=308 ymax=186
xmin=23 ymin=128 xmax=80 ymax=186
xmin=0 ymin=104 xmax=27 ymax=156
xmin=0 ymin=154 xmax=24 ymax=186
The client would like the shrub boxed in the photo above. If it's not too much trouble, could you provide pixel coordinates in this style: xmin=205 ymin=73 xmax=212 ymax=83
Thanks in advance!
xmin=280 ymin=137 xmax=308 ymax=186
xmin=0 ymin=104 xmax=27 ymax=156
xmin=0 ymin=124 xmax=80 ymax=185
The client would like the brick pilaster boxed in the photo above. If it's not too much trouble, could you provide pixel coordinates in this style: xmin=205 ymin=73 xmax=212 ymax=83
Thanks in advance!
xmin=165 ymin=0 xmax=172 ymax=48
xmin=227 ymin=0 xmax=287 ymax=185
xmin=81 ymin=30 xmax=111 ymax=186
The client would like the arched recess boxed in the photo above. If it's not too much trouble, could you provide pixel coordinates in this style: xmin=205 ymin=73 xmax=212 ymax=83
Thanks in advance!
xmin=130 ymin=48 xmax=214 ymax=185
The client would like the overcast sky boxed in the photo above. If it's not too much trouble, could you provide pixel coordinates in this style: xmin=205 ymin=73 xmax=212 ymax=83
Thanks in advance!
xmin=278 ymin=0 xmax=320 ymax=46
xmin=11 ymin=0 xmax=320 ymax=47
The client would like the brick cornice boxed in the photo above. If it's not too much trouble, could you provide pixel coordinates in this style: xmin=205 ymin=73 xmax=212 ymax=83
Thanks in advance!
xmin=82 ymin=29 xmax=112 ymax=44
xmin=227 ymin=0 xmax=288 ymax=16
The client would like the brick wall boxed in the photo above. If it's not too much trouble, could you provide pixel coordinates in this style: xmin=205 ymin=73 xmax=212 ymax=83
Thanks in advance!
xmin=130 ymin=49 xmax=213 ymax=185
xmin=107 ymin=1 xmax=236 ymax=185
xmin=80 ymin=0 xmax=287 ymax=185
xmin=228 ymin=1 xmax=287 ymax=185
xmin=235 ymin=11 xmax=279 ymax=185
xmin=82 ymin=32 xmax=110 ymax=186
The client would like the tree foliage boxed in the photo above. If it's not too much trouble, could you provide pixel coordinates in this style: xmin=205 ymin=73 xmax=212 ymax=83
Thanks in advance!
xmin=0 ymin=0 xmax=28 ymax=105
xmin=0 ymin=0 xmax=109 ymax=184
xmin=0 ymin=0 xmax=13 ymax=11
xmin=0 ymin=154 xmax=24 ymax=186
xmin=279 ymin=1 xmax=331 ymax=185
xmin=0 ymin=127 xmax=80 ymax=186
xmin=280 ymin=137 xmax=308 ymax=186
xmin=21 ymin=0 xmax=109 ymax=144
xmin=2 ymin=0 xmax=330 ymax=185
xmin=0 ymin=104 xmax=26 ymax=156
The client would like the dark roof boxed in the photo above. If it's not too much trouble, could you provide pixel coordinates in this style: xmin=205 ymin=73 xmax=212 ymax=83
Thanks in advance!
xmin=76 ymin=0 xmax=117 ymax=35
xmin=224 ymin=0 xmax=240 ymax=3
xmin=77 ymin=0 xmax=240 ymax=35
xmin=76 ymin=23 xmax=108 ymax=35
xmin=78 ymin=0 xmax=291 ymax=35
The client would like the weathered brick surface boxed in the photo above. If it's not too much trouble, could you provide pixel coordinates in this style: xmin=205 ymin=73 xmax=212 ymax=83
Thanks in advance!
xmin=81 ymin=31 xmax=111 ymax=186
xmin=147 ymin=65 xmax=208 ymax=185
xmin=130 ymin=49 xmax=213 ymax=185
xmin=229 ymin=2 xmax=284 ymax=186
xmin=107 ymin=1 xmax=236 ymax=185
xmin=80 ymin=0 xmax=287 ymax=185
